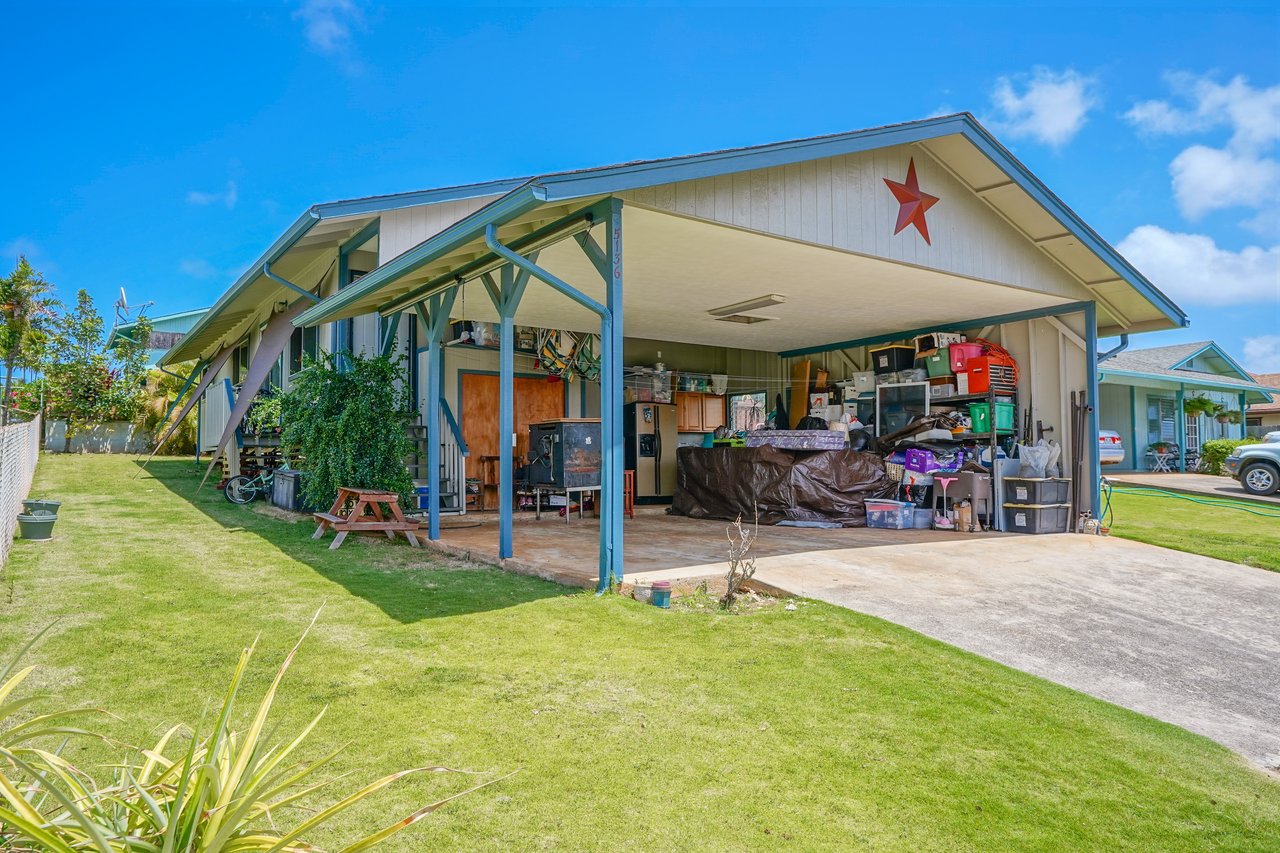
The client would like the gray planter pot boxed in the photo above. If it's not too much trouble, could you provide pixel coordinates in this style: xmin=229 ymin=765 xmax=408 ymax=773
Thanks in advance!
xmin=17 ymin=511 xmax=57 ymax=541
xmin=22 ymin=499 xmax=61 ymax=516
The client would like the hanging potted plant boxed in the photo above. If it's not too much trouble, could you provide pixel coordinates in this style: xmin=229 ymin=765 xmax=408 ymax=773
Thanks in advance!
xmin=1183 ymin=396 xmax=1216 ymax=418
xmin=1210 ymin=403 xmax=1233 ymax=425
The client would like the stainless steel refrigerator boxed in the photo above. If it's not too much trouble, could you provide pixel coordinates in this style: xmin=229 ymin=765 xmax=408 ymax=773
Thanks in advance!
xmin=624 ymin=402 xmax=677 ymax=501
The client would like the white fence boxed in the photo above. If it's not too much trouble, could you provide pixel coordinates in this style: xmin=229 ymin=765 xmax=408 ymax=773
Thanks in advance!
xmin=0 ymin=416 xmax=42 ymax=568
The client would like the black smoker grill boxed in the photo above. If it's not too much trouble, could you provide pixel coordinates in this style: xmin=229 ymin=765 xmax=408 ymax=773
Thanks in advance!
xmin=527 ymin=419 xmax=602 ymax=490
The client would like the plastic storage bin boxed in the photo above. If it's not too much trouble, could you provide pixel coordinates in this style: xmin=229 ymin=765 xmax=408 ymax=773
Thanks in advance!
xmin=968 ymin=401 xmax=1016 ymax=433
xmin=948 ymin=342 xmax=985 ymax=372
xmin=1004 ymin=477 xmax=1070 ymax=505
xmin=869 ymin=345 xmax=916 ymax=376
xmin=919 ymin=347 xmax=953 ymax=378
xmin=1002 ymin=503 xmax=1070 ymax=534
xmin=866 ymin=499 xmax=914 ymax=529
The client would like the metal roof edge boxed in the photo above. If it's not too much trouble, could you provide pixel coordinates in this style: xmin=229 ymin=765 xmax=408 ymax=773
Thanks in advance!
xmin=312 ymin=177 xmax=532 ymax=219
xmin=1168 ymin=341 xmax=1256 ymax=381
xmin=955 ymin=121 xmax=1189 ymax=330
xmin=293 ymin=182 xmax=546 ymax=328
xmin=1098 ymin=368 xmax=1275 ymax=397
xmin=535 ymin=114 xmax=973 ymax=201
xmin=160 ymin=210 xmax=320 ymax=366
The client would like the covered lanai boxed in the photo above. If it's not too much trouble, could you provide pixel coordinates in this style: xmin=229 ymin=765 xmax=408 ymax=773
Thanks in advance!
xmin=294 ymin=114 xmax=1187 ymax=591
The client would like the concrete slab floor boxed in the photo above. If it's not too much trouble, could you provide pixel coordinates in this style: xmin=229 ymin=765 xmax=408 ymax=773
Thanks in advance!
xmin=421 ymin=506 xmax=998 ymax=588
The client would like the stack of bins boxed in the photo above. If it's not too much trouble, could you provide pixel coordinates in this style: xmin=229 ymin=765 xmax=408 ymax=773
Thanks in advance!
xmin=1001 ymin=477 xmax=1071 ymax=533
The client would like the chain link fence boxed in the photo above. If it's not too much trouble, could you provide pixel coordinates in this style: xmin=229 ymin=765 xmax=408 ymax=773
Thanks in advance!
xmin=0 ymin=415 xmax=42 ymax=568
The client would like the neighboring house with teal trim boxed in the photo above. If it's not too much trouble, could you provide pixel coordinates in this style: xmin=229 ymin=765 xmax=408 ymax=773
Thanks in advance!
xmin=1097 ymin=341 xmax=1275 ymax=472
xmin=106 ymin=307 xmax=209 ymax=368
xmin=1246 ymin=373 xmax=1280 ymax=437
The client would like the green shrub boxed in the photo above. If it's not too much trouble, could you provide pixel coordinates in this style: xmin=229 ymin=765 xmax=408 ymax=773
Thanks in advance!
xmin=279 ymin=351 xmax=415 ymax=510
xmin=1199 ymin=438 xmax=1251 ymax=475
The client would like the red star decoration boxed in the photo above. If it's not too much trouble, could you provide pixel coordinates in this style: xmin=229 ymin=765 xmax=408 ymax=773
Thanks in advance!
xmin=883 ymin=158 xmax=940 ymax=245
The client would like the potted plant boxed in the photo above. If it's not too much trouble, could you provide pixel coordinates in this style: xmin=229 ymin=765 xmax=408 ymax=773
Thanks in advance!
xmin=16 ymin=510 xmax=57 ymax=540
xmin=21 ymin=498 xmax=61 ymax=515
xmin=1183 ymin=396 xmax=1216 ymax=417
xmin=1210 ymin=403 xmax=1237 ymax=425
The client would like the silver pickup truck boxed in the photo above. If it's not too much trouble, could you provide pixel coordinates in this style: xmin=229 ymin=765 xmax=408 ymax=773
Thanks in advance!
xmin=1225 ymin=441 xmax=1280 ymax=496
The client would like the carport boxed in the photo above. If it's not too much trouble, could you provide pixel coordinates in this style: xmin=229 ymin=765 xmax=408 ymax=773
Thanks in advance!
xmin=294 ymin=114 xmax=1187 ymax=591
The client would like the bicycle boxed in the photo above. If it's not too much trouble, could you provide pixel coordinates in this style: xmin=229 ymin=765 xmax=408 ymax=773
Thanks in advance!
xmin=224 ymin=468 xmax=275 ymax=504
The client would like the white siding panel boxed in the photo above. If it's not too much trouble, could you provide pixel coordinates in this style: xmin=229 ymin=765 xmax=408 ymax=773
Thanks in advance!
xmin=376 ymin=196 xmax=502 ymax=264
xmin=621 ymin=144 xmax=1089 ymax=301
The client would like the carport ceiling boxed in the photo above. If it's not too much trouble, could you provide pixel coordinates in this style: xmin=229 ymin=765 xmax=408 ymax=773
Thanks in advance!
xmin=452 ymin=204 xmax=1071 ymax=352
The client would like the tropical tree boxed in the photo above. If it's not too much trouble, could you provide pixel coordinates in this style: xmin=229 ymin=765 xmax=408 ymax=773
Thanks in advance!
xmin=45 ymin=290 xmax=152 ymax=450
xmin=0 ymin=256 xmax=58 ymax=424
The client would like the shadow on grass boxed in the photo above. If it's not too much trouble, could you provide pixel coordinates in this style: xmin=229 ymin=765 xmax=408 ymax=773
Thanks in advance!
xmin=136 ymin=459 xmax=563 ymax=623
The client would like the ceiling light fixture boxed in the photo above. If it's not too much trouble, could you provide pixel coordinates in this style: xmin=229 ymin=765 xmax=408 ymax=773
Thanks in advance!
xmin=706 ymin=293 xmax=787 ymax=317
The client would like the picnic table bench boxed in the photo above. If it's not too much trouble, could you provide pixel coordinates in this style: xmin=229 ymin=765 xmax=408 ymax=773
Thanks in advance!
xmin=313 ymin=486 xmax=421 ymax=550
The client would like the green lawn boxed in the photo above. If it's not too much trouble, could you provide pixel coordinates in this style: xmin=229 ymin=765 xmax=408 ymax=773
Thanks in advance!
xmin=3 ymin=455 xmax=1278 ymax=851
xmin=1108 ymin=486 xmax=1280 ymax=572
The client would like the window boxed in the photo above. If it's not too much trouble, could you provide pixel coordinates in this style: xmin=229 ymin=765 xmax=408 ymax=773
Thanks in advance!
xmin=1185 ymin=413 xmax=1201 ymax=453
xmin=1147 ymin=398 xmax=1176 ymax=444
xmin=289 ymin=325 xmax=319 ymax=374
xmin=231 ymin=341 xmax=250 ymax=386
xmin=727 ymin=391 xmax=767 ymax=432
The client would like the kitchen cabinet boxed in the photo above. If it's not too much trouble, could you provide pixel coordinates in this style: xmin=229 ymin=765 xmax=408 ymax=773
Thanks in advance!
xmin=675 ymin=392 xmax=726 ymax=433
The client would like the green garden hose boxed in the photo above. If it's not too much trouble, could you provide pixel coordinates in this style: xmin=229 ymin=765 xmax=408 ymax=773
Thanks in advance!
xmin=1101 ymin=478 xmax=1280 ymax=520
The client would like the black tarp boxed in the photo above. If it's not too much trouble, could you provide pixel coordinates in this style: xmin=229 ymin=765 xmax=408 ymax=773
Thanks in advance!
xmin=671 ymin=446 xmax=895 ymax=527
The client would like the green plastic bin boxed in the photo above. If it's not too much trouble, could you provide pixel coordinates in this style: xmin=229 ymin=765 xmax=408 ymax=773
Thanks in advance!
xmin=920 ymin=347 xmax=954 ymax=379
xmin=969 ymin=401 xmax=1015 ymax=433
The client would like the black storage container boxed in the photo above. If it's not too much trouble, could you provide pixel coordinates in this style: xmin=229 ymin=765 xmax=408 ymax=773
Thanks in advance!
xmin=271 ymin=469 xmax=311 ymax=512
xmin=869 ymin=344 xmax=916 ymax=376
xmin=527 ymin=419 xmax=602 ymax=489
xmin=1004 ymin=477 xmax=1071 ymax=505
xmin=1002 ymin=502 xmax=1070 ymax=534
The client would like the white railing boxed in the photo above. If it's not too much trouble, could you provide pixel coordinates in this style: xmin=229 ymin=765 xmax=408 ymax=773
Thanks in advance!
xmin=0 ymin=415 xmax=42 ymax=568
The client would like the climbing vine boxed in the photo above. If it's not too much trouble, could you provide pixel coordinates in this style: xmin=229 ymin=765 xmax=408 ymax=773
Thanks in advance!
xmin=279 ymin=351 xmax=415 ymax=510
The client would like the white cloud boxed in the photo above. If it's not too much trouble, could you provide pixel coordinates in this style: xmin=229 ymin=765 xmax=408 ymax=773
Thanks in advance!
xmin=1170 ymin=145 xmax=1280 ymax=220
xmin=1116 ymin=225 xmax=1280 ymax=306
xmin=179 ymin=258 xmax=220 ymax=279
xmin=295 ymin=0 xmax=363 ymax=61
xmin=1244 ymin=335 xmax=1280 ymax=374
xmin=1126 ymin=73 xmax=1280 ymax=229
xmin=988 ymin=67 xmax=1099 ymax=148
xmin=186 ymin=180 xmax=238 ymax=209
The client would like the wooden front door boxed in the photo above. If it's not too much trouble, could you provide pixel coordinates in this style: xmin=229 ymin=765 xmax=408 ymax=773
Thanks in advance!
xmin=461 ymin=373 xmax=566 ymax=463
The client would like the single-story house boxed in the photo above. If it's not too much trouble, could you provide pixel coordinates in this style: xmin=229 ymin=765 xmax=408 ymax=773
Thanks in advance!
xmin=1097 ymin=341 xmax=1275 ymax=471
xmin=1247 ymin=373 xmax=1280 ymax=437
xmin=158 ymin=113 xmax=1189 ymax=588
xmin=107 ymin=307 xmax=208 ymax=369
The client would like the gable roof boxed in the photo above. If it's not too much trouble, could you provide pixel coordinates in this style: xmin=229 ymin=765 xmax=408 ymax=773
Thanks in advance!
xmin=294 ymin=113 xmax=1189 ymax=335
xmin=1250 ymin=373 xmax=1280 ymax=414
xmin=1099 ymin=341 xmax=1275 ymax=400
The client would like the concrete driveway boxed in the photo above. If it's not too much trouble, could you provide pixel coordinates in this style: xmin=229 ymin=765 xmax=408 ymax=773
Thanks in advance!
xmin=741 ymin=535 xmax=1280 ymax=772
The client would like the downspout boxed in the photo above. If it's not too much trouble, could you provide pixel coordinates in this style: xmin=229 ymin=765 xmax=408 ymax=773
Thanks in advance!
xmin=1097 ymin=334 xmax=1129 ymax=363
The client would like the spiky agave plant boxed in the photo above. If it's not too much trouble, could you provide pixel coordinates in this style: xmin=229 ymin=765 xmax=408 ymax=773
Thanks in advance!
xmin=0 ymin=612 xmax=516 ymax=851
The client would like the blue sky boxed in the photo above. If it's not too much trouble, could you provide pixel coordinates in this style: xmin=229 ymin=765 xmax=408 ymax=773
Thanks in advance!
xmin=2 ymin=1 xmax=1277 ymax=370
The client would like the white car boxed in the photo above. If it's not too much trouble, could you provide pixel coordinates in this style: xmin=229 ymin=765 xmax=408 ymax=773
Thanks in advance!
xmin=1263 ymin=431 xmax=1280 ymax=444
xmin=1098 ymin=429 xmax=1125 ymax=465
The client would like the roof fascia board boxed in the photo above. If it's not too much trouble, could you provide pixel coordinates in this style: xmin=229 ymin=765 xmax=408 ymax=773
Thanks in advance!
xmin=778 ymin=300 xmax=1092 ymax=358
xmin=294 ymin=182 xmax=546 ymax=328
xmin=312 ymin=178 xmax=531 ymax=220
xmin=1169 ymin=342 xmax=1255 ymax=381
xmin=160 ymin=210 xmax=320 ymax=365
xmin=956 ymin=122 xmax=1187 ymax=329
xmin=1099 ymin=368 xmax=1274 ymax=398
xmin=536 ymin=115 xmax=970 ymax=201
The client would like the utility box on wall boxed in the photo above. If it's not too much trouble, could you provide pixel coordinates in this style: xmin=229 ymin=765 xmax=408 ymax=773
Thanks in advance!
xmin=527 ymin=419 xmax=602 ymax=489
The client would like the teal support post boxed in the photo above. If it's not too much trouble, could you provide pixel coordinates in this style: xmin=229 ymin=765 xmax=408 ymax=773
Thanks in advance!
xmin=1085 ymin=302 xmax=1101 ymax=519
xmin=416 ymin=289 xmax=458 ymax=540
xmin=380 ymin=311 xmax=403 ymax=357
xmin=1175 ymin=384 xmax=1186 ymax=472
xmin=1239 ymin=392 xmax=1248 ymax=440
xmin=602 ymin=198 xmax=624 ymax=589
xmin=1128 ymin=384 xmax=1138 ymax=472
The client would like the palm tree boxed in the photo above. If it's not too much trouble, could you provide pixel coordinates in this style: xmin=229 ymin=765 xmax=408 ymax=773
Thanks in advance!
xmin=0 ymin=256 xmax=58 ymax=425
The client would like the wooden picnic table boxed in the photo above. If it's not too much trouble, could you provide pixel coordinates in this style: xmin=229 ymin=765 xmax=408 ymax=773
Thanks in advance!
xmin=313 ymin=486 xmax=421 ymax=550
